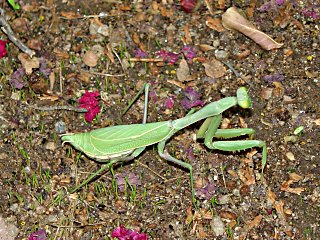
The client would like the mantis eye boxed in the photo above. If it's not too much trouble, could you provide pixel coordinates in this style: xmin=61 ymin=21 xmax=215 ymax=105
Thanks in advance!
xmin=237 ymin=87 xmax=252 ymax=109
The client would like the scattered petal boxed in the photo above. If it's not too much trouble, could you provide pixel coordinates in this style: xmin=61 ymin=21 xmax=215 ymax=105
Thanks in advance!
xmin=263 ymin=74 xmax=285 ymax=84
xmin=181 ymin=45 xmax=196 ymax=61
xmin=157 ymin=50 xmax=180 ymax=64
xmin=181 ymin=87 xmax=204 ymax=109
xmin=0 ymin=40 xmax=7 ymax=59
xmin=180 ymin=0 xmax=198 ymax=13
xmin=79 ymin=91 xmax=100 ymax=122
xmin=111 ymin=225 xmax=148 ymax=240
xmin=28 ymin=229 xmax=47 ymax=240
xmin=164 ymin=97 xmax=175 ymax=109
xmin=195 ymin=178 xmax=216 ymax=200
xmin=10 ymin=68 xmax=26 ymax=89
xmin=115 ymin=172 xmax=141 ymax=192
xmin=134 ymin=48 xmax=148 ymax=58
xmin=39 ymin=58 xmax=51 ymax=78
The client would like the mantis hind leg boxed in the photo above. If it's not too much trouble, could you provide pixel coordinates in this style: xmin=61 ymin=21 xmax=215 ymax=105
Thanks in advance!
xmin=70 ymin=147 xmax=146 ymax=193
xmin=157 ymin=141 xmax=196 ymax=206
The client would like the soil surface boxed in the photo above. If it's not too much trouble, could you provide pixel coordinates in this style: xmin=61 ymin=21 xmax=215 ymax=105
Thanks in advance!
xmin=0 ymin=1 xmax=319 ymax=239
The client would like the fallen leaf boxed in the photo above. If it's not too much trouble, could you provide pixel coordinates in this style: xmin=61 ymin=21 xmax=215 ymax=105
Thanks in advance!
xmin=281 ymin=179 xmax=305 ymax=195
xmin=222 ymin=7 xmax=283 ymax=50
xmin=199 ymin=44 xmax=214 ymax=52
xmin=183 ymin=25 xmax=192 ymax=44
xmin=206 ymin=17 xmax=225 ymax=32
xmin=203 ymin=58 xmax=226 ymax=78
xmin=18 ymin=53 xmax=39 ymax=74
xmin=289 ymin=172 xmax=303 ymax=182
xmin=238 ymin=166 xmax=256 ymax=185
xmin=83 ymin=50 xmax=99 ymax=67
xmin=176 ymin=59 xmax=193 ymax=82
xmin=53 ymin=48 xmax=69 ymax=60
xmin=49 ymin=71 xmax=55 ymax=92
xmin=246 ymin=215 xmax=262 ymax=231
xmin=274 ymin=200 xmax=286 ymax=222
xmin=60 ymin=11 xmax=81 ymax=19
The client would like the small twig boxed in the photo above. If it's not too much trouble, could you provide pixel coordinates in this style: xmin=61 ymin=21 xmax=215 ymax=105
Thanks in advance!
xmin=111 ymin=47 xmax=125 ymax=73
xmin=129 ymin=58 xmax=164 ymax=62
xmin=59 ymin=63 xmax=63 ymax=94
xmin=84 ymin=70 xmax=125 ymax=77
xmin=0 ymin=8 xmax=35 ymax=57
xmin=221 ymin=61 xmax=255 ymax=90
xmin=30 ymin=105 xmax=87 ymax=112
xmin=50 ymin=222 xmax=107 ymax=228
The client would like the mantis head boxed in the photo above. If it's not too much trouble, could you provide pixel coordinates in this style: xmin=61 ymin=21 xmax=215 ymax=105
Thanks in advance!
xmin=236 ymin=87 xmax=252 ymax=109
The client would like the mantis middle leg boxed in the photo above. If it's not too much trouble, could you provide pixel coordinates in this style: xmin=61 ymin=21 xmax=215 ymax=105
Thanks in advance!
xmin=157 ymin=141 xmax=196 ymax=205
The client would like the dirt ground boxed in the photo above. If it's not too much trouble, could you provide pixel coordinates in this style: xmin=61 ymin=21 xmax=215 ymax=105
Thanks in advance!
xmin=0 ymin=0 xmax=319 ymax=239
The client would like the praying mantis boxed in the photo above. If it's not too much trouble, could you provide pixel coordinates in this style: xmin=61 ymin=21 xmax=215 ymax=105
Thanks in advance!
xmin=61 ymin=84 xmax=267 ymax=205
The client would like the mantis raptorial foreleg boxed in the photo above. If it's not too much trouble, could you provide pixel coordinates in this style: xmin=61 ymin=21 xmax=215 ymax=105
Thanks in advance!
xmin=197 ymin=114 xmax=267 ymax=172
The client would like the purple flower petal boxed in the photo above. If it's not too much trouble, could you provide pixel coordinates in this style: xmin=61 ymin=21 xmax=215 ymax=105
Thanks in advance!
xmin=111 ymin=225 xmax=148 ymax=240
xmin=181 ymin=45 xmax=196 ymax=61
xmin=134 ymin=48 xmax=148 ymax=58
xmin=181 ymin=87 xmax=204 ymax=109
xmin=164 ymin=97 xmax=175 ymax=109
xmin=39 ymin=58 xmax=51 ymax=78
xmin=195 ymin=180 xmax=216 ymax=200
xmin=10 ymin=68 xmax=26 ymax=89
xmin=157 ymin=50 xmax=180 ymax=64
xmin=28 ymin=229 xmax=47 ymax=240
xmin=263 ymin=74 xmax=284 ymax=84
xmin=115 ymin=172 xmax=141 ymax=192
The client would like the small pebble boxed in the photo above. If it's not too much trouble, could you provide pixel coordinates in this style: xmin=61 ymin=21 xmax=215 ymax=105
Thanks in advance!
xmin=10 ymin=92 xmax=21 ymax=101
xmin=211 ymin=216 xmax=225 ymax=236
xmin=286 ymin=152 xmax=295 ymax=161
xmin=55 ymin=121 xmax=66 ymax=134
xmin=47 ymin=215 xmax=58 ymax=223
xmin=83 ymin=50 xmax=99 ymax=67
xmin=45 ymin=142 xmax=56 ymax=151
xmin=214 ymin=50 xmax=229 ymax=60
xmin=36 ymin=206 xmax=46 ymax=215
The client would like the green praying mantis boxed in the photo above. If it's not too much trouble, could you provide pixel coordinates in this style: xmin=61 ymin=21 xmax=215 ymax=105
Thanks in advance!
xmin=61 ymin=84 xmax=267 ymax=205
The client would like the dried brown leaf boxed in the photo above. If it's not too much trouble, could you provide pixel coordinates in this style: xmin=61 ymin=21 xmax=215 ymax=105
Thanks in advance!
xmin=60 ymin=11 xmax=82 ymax=19
xmin=289 ymin=172 xmax=303 ymax=182
xmin=206 ymin=17 xmax=225 ymax=32
xmin=203 ymin=59 xmax=226 ymax=79
xmin=18 ymin=53 xmax=39 ymax=75
xmin=274 ymin=200 xmax=286 ymax=222
xmin=281 ymin=179 xmax=305 ymax=195
xmin=246 ymin=215 xmax=262 ymax=231
xmin=176 ymin=59 xmax=193 ymax=82
xmin=222 ymin=7 xmax=283 ymax=50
